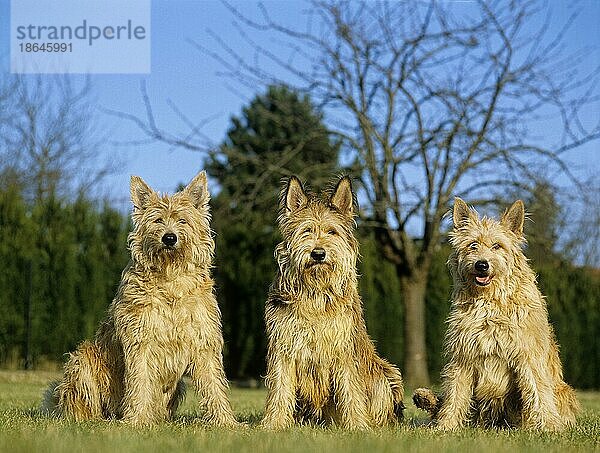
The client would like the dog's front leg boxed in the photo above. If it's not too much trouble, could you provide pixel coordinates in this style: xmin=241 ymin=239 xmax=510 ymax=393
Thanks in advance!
xmin=333 ymin=362 xmax=371 ymax=430
xmin=261 ymin=352 xmax=296 ymax=430
xmin=436 ymin=362 xmax=474 ymax=430
xmin=189 ymin=348 xmax=239 ymax=428
xmin=121 ymin=344 xmax=165 ymax=426
xmin=514 ymin=355 xmax=563 ymax=431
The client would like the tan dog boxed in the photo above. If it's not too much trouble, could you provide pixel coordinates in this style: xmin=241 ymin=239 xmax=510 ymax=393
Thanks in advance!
xmin=261 ymin=176 xmax=404 ymax=430
xmin=42 ymin=172 xmax=238 ymax=427
xmin=413 ymin=198 xmax=578 ymax=431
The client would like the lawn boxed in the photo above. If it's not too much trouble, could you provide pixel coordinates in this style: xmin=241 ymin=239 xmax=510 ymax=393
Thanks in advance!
xmin=0 ymin=370 xmax=598 ymax=453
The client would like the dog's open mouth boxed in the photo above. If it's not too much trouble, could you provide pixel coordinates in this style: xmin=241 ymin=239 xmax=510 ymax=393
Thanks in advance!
xmin=474 ymin=275 xmax=492 ymax=286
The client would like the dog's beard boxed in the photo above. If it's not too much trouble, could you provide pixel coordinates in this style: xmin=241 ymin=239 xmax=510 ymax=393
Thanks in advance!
xmin=303 ymin=261 xmax=333 ymax=283
xmin=302 ymin=260 xmax=353 ymax=299
xmin=144 ymin=241 xmax=190 ymax=269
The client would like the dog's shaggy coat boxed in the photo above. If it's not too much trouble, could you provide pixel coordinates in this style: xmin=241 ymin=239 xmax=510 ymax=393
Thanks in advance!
xmin=413 ymin=198 xmax=578 ymax=431
xmin=261 ymin=176 xmax=404 ymax=430
xmin=42 ymin=172 xmax=238 ymax=426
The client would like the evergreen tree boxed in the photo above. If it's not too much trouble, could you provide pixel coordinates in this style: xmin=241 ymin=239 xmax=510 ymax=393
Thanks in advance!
xmin=358 ymin=231 xmax=403 ymax=367
xmin=31 ymin=196 xmax=79 ymax=361
xmin=209 ymin=85 xmax=340 ymax=219
xmin=0 ymin=187 xmax=33 ymax=366
xmin=424 ymin=244 xmax=452 ymax=378
xmin=0 ymin=185 xmax=130 ymax=368
xmin=522 ymin=182 xmax=562 ymax=266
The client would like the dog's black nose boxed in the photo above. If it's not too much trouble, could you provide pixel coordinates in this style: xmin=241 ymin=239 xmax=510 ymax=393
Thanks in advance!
xmin=310 ymin=248 xmax=326 ymax=262
xmin=474 ymin=260 xmax=489 ymax=273
xmin=162 ymin=233 xmax=177 ymax=247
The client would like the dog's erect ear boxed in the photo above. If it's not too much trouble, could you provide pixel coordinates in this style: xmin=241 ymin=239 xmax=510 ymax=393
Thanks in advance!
xmin=284 ymin=176 xmax=308 ymax=212
xmin=330 ymin=176 xmax=354 ymax=216
xmin=452 ymin=197 xmax=477 ymax=228
xmin=130 ymin=175 xmax=155 ymax=210
xmin=501 ymin=200 xmax=525 ymax=236
xmin=184 ymin=171 xmax=210 ymax=209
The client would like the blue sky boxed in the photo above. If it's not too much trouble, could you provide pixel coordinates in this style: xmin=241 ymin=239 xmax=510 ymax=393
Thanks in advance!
xmin=1 ymin=0 xmax=599 ymax=211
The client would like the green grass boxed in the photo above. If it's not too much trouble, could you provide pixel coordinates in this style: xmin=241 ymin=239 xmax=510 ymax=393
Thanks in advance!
xmin=0 ymin=371 xmax=598 ymax=452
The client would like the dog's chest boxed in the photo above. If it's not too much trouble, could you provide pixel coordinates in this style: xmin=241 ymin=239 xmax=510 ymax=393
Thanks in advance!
xmin=157 ymin=285 xmax=210 ymax=338
xmin=452 ymin=301 xmax=522 ymax=359
xmin=285 ymin=308 xmax=354 ymax=407
xmin=281 ymin=305 xmax=354 ymax=363
xmin=122 ymin=275 xmax=214 ymax=349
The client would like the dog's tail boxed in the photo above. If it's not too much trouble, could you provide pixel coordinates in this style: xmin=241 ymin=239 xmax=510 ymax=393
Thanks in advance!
xmin=53 ymin=340 xmax=109 ymax=420
xmin=413 ymin=388 xmax=443 ymax=417
xmin=382 ymin=362 xmax=405 ymax=420
xmin=40 ymin=380 xmax=61 ymax=416
xmin=555 ymin=382 xmax=580 ymax=427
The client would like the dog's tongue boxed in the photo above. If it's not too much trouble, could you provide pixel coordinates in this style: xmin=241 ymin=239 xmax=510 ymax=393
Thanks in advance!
xmin=476 ymin=276 xmax=491 ymax=284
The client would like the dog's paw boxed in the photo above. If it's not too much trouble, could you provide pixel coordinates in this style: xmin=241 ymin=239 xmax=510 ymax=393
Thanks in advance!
xmin=122 ymin=416 xmax=157 ymax=427
xmin=531 ymin=415 xmax=565 ymax=432
xmin=435 ymin=418 xmax=462 ymax=432
xmin=202 ymin=414 xmax=245 ymax=429
xmin=342 ymin=421 xmax=371 ymax=431
xmin=413 ymin=388 xmax=439 ymax=414
xmin=218 ymin=420 xmax=248 ymax=430
xmin=260 ymin=418 xmax=293 ymax=430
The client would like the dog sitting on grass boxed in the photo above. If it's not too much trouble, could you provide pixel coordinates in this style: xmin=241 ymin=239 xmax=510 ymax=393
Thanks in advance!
xmin=42 ymin=171 xmax=238 ymax=427
xmin=261 ymin=176 xmax=404 ymax=430
xmin=413 ymin=198 xmax=579 ymax=431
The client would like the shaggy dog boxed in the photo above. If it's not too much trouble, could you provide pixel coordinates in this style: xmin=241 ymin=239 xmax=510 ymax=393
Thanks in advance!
xmin=42 ymin=172 xmax=238 ymax=427
xmin=413 ymin=198 xmax=579 ymax=431
xmin=261 ymin=176 xmax=404 ymax=430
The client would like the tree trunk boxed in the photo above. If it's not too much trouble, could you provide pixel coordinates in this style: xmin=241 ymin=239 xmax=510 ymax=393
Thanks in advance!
xmin=399 ymin=271 xmax=430 ymax=388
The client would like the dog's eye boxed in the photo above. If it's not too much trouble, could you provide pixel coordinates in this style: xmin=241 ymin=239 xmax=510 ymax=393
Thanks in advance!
xmin=492 ymin=243 xmax=501 ymax=250
xmin=178 ymin=219 xmax=187 ymax=225
xmin=469 ymin=242 xmax=478 ymax=250
xmin=302 ymin=227 xmax=312 ymax=235
xmin=327 ymin=228 xmax=338 ymax=236
xmin=154 ymin=218 xmax=164 ymax=224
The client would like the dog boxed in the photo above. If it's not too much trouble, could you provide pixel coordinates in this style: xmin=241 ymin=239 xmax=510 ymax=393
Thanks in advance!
xmin=42 ymin=171 xmax=238 ymax=427
xmin=261 ymin=175 xmax=404 ymax=430
xmin=413 ymin=197 xmax=579 ymax=431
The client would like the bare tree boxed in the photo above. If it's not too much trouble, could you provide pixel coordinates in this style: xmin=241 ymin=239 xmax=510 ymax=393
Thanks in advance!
xmin=209 ymin=0 xmax=600 ymax=386
xmin=118 ymin=0 xmax=600 ymax=386
xmin=506 ymin=177 xmax=600 ymax=269
xmin=0 ymin=75 xmax=110 ymax=201
xmin=562 ymin=176 xmax=600 ymax=268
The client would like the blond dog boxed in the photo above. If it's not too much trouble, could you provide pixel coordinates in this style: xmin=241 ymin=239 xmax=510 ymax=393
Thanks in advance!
xmin=262 ymin=176 xmax=404 ymax=429
xmin=43 ymin=172 xmax=238 ymax=427
xmin=414 ymin=198 xmax=578 ymax=431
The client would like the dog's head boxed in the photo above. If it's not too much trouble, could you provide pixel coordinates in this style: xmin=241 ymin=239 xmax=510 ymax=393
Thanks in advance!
xmin=129 ymin=171 xmax=214 ymax=271
xmin=275 ymin=175 xmax=359 ymax=293
xmin=448 ymin=197 xmax=526 ymax=296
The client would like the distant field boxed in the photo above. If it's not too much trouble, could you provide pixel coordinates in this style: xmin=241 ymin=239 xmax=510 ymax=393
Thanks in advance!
xmin=0 ymin=370 xmax=598 ymax=452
